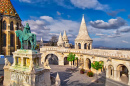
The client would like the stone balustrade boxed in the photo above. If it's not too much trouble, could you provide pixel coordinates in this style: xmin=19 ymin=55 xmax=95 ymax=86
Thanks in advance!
xmin=40 ymin=46 xmax=130 ymax=60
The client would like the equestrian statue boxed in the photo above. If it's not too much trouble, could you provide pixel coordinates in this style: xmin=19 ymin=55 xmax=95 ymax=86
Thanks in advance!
xmin=15 ymin=23 xmax=36 ymax=50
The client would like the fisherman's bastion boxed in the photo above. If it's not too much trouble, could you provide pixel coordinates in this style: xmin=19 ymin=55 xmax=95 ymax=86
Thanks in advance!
xmin=0 ymin=0 xmax=130 ymax=86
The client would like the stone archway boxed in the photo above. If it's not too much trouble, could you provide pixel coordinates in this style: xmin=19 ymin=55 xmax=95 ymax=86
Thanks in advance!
xmin=108 ymin=65 xmax=114 ymax=78
xmin=64 ymin=57 xmax=69 ymax=65
xmin=85 ymin=58 xmax=91 ymax=70
xmin=117 ymin=64 xmax=129 ymax=84
xmin=45 ymin=54 xmax=59 ymax=65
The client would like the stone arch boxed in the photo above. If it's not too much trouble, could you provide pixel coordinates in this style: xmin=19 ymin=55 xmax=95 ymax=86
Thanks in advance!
xmin=3 ymin=20 xmax=6 ymax=30
xmin=10 ymin=21 xmax=14 ymax=30
xmin=64 ymin=57 xmax=69 ymax=65
xmin=78 ymin=43 xmax=81 ymax=49
xmin=45 ymin=54 xmax=59 ymax=65
xmin=116 ymin=64 xmax=129 ymax=84
xmin=88 ymin=43 xmax=90 ymax=50
xmin=108 ymin=65 xmax=114 ymax=78
xmin=85 ymin=58 xmax=91 ymax=70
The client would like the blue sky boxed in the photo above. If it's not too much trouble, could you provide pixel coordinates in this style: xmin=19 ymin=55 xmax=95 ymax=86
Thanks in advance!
xmin=12 ymin=0 xmax=130 ymax=48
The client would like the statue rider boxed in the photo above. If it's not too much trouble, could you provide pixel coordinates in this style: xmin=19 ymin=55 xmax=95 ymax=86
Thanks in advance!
xmin=23 ymin=23 xmax=31 ymax=35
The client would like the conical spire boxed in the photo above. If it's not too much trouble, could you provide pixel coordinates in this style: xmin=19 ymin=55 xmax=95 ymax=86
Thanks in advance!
xmin=56 ymin=72 xmax=60 ymax=80
xmin=75 ymin=14 xmax=92 ymax=41
xmin=41 ymin=37 xmax=43 ymax=42
xmin=57 ymin=33 xmax=64 ymax=44
xmin=63 ymin=30 xmax=68 ymax=40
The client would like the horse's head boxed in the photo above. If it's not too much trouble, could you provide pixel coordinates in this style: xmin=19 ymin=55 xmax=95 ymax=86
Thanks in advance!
xmin=15 ymin=30 xmax=22 ymax=37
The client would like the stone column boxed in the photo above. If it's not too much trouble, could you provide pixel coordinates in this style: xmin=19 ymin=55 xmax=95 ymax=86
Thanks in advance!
xmin=114 ymin=70 xmax=117 ymax=80
xmin=90 ymin=44 xmax=92 ymax=50
xmin=14 ymin=30 xmax=17 ymax=51
xmin=128 ymin=73 xmax=130 ymax=85
xmin=21 ymin=57 xmax=23 ymax=67
xmin=81 ymin=42 xmax=84 ymax=49
xmin=12 ymin=56 xmax=16 ymax=66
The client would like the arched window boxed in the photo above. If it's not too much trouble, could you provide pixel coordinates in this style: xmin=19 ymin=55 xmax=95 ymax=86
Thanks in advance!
xmin=78 ymin=43 xmax=81 ymax=49
xmin=3 ymin=21 xmax=6 ymax=30
xmin=84 ymin=43 xmax=87 ymax=49
xmin=3 ymin=33 xmax=6 ymax=47
xmin=16 ymin=23 xmax=19 ymax=30
xmin=10 ymin=34 xmax=14 ymax=47
xmin=10 ymin=21 xmax=13 ymax=30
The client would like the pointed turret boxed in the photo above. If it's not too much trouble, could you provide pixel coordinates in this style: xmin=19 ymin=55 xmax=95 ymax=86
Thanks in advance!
xmin=63 ymin=30 xmax=69 ymax=43
xmin=55 ymin=72 xmax=60 ymax=86
xmin=75 ymin=15 xmax=93 ymax=50
xmin=41 ymin=37 xmax=43 ymax=42
xmin=57 ymin=33 xmax=64 ymax=47
xmin=75 ymin=14 xmax=92 ymax=41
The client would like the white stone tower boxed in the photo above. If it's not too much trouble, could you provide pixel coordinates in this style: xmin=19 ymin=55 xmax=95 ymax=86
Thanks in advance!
xmin=75 ymin=15 xmax=93 ymax=50
xmin=57 ymin=33 xmax=64 ymax=47
xmin=63 ymin=30 xmax=69 ymax=44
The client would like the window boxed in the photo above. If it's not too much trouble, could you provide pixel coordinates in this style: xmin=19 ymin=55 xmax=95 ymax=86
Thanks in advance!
xmin=16 ymin=23 xmax=19 ymax=30
xmin=78 ymin=43 xmax=81 ymax=49
xmin=3 ymin=21 xmax=6 ymax=30
xmin=10 ymin=21 xmax=13 ymax=30
xmin=10 ymin=34 xmax=14 ymax=47
xmin=84 ymin=43 xmax=87 ymax=49
xmin=3 ymin=34 xmax=6 ymax=47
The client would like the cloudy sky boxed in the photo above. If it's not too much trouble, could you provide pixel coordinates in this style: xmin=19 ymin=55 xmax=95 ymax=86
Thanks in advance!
xmin=12 ymin=0 xmax=130 ymax=48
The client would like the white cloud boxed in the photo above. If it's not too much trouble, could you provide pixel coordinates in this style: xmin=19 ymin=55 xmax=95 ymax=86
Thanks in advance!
xmin=122 ymin=40 xmax=128 ymax=43
xmin=70 ymin=0 xmax=109 ymax=11
xmin=90 ymin=17 xmax=126 ymax=29
xmin=19 ymin=0 xmax=31 ymax=3
xmin=22 ymin=16 xmax=80 ymax=41
xmin=40 ymin=16 xmax=54 ymax=22
xmin=57 ymin=11 xmax=61 ymax=15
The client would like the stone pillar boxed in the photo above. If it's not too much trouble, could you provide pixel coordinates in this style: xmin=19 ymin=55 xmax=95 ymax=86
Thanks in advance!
xmin=12 ymin=56 xmax=16 ymax=66
xmin=81 ymin=43 xmax=84 ymax=49
xmin=128 ymin=73 xmax=130 ymax=85
xmin=114 ymin=70 xmax=117 ymax=80
xmin=21 ymin=57 xmax=23 ymax=67
xmin=14 ymin=30 xmax=17 ymax=51
xmin=3 ymin=66 xmax=11 ymax=86
xmin=90 ymin=44 xmax=92 ymax=50
xmin=106 ymin=67 xmax=109 ymax=78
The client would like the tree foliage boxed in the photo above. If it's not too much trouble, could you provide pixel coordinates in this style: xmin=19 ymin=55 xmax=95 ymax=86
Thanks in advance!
xmin=91 ymin=61 xmax=103 ymax=70
xmin=49 ymin=35 xmax=58 ymax=46
xmin=67 ymin=53 xmax=76 ymax=62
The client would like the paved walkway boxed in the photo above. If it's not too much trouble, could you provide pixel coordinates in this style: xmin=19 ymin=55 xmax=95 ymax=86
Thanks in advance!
xmin=50 ymin=65 xmax=128 ymax=86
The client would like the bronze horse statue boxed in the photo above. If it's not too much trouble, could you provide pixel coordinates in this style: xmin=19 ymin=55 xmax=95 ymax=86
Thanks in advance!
xmin=15 ymin=23 xmax=36 ymax=50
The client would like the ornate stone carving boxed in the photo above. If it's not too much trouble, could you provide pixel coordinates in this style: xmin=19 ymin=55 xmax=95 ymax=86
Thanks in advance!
xmin=4 ymin=58 xmax=11 ymax=66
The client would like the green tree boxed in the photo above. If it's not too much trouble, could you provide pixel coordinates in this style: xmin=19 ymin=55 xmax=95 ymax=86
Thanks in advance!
xmin=91 ymin=61 xmax=103 ymax=83
xmin=67 ymin=53 xmax=76 ymax=69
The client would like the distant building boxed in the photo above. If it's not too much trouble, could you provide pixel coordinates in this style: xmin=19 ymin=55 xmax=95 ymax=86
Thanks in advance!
xmin=0 ymin=0 xmax=23 ymax=55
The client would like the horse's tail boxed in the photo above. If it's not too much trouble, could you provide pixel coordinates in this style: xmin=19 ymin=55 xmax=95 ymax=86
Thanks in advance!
xmin=34 ymin=34 xmax=36 ymax=49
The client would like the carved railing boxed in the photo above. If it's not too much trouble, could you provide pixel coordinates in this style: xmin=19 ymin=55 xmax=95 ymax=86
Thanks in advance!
xmin=40 ymin=46 xmax=130 ymax=59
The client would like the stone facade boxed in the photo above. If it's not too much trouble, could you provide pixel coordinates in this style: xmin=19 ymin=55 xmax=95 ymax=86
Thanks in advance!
xmin=40 ymin=15 xmax=130 ymax=85
xmin=0 ymin=0 xmax=23 ymax=55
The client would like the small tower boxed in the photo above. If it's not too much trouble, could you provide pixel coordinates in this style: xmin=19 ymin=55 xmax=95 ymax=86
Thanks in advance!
xmin=75 ymin=15 xmax=93 ymax=50
xmin=57 ymin=33 xmax=64 ymax=47
xmin=63 ymin=30 xmax=69 ymax=44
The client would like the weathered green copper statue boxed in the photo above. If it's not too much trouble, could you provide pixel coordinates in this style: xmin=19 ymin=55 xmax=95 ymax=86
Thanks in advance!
xmin=15 ymin=23 xmax=36 ymax=50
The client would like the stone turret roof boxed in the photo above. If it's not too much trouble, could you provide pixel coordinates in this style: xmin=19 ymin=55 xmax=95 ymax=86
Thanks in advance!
xmin=0 ymin=0 xmax=20 ymax=19
xmin=63 ymin=30 xmax=68 ymax=40
xmin=57 ymin=33 xmax=64 ymax=44
xmin=75 ymin=15 xmax=92 ymax=41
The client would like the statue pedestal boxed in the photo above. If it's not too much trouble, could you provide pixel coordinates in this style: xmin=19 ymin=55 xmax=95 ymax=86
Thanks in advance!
xmin=3 ymin=49 xmax=51 ymax=86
